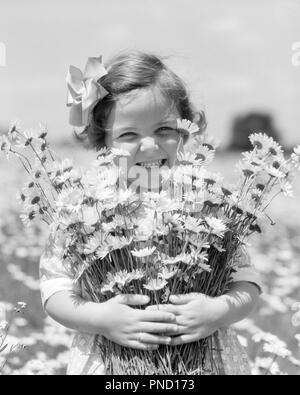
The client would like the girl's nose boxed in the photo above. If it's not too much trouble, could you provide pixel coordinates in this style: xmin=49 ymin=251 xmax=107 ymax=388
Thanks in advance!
xmin=140 ymin=136 xmax=159 ymax=152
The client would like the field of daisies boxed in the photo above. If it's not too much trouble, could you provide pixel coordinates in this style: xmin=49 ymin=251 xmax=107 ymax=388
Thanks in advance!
xmin=1 ymin=142 xmax=300 ymax=375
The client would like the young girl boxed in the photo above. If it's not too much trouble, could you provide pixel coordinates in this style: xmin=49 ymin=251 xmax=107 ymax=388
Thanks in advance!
xmin=40 ymin=51 xmax=262 ymax=375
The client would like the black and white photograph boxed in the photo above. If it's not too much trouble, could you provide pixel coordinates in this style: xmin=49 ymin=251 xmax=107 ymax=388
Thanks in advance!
xmin=0 ymin=0 xmax=300 ymax=377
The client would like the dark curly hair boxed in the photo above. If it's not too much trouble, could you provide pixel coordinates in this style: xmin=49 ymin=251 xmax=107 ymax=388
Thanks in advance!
xmin=75 ymin=50 xmax=207 ymax=150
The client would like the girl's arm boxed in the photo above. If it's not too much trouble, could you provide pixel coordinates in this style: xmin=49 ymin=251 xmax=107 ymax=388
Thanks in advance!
xmin=40 ymin=232 xmax=178 ymax=350
xmin=45 ymin=290 xmax=179 ymax=350
xmin=145 ymin=281 xmax=260 ymax=345
xmin=214 ymin=281 xmax=260 ymax=327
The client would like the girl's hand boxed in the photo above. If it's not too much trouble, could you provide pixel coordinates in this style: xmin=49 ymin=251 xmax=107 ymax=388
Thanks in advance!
xmin=99 ymin=294 xmax=179 ymax=350
xmin=146 ymin=293 xmax=225 ymax=345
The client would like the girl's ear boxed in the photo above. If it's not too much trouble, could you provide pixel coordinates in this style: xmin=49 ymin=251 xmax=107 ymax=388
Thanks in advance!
xmin=193 ymin=110 xmax=207 ymax=134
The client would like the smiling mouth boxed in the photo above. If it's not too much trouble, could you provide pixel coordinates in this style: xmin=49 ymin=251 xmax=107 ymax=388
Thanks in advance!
xmin=135 ymin=159 xmax=167 ymax=168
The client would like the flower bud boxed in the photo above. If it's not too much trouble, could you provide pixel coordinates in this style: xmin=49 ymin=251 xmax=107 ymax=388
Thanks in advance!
xmin=31 ymin=196 xmax=40 ymax=205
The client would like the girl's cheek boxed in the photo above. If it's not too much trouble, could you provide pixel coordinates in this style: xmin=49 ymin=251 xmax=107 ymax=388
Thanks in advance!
xmin=165 ymin=138 xmax=181 ymax=152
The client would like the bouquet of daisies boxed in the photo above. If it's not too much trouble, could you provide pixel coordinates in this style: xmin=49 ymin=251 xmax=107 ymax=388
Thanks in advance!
xmin=1 ymin=121 xmax=299 ymax=374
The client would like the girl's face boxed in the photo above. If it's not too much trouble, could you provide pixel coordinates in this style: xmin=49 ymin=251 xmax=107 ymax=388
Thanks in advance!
xmin=105 ymin=86 xmax=182 ymax=190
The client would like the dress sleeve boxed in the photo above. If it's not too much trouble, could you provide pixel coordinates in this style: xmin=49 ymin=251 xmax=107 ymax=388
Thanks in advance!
xmin=231 ymin=246 xmax=263 ymax=293
xmin=39 ymin=229 xmax=80 ymax=307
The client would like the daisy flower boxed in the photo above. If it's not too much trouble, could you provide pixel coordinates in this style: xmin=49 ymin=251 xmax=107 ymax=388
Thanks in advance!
xmin=205 ymin=217 xmax=227 ymax=237
xmin=291 ymin=146 xmax=300 ymax=169
xmin=95 ymin=245 xmax=110 ymax=260
xmin=177 ymin=119 xmax=199 ymax=135
xmin=249 ymin=133 xmax=274 ymax=152
xmin=95 ymin=153 xmax=114 ymax=167
xmin=69 ymin=168 xmax=83 ymax=184
xmin=129 ymin=269 xmax=146 ymax=281
xmin=56 ymin=188 xmax=84 ymax=213
xmin=95 ymin=186 xmax=116 ymax=204
xmin=14 ymin=128 xmax=39 ymax=149
xmin=291 ymin=155 xmax=300 ymax=170
xmin=236 ymin=161 xmax=261 ymax=179
xmin=220 ymin=183 xmax=234 ymax=197
xmin=203 ymin=171 xmax=224 ymax=186
xmin=110 ymin=147 xmax=130 ymax=157
xmin=24 ymin=128 xmax=40 ymax=140
xmin=263 ymin=341 xmax=291 ymax=359
xmin=189 ymin=132 xmax=219 ymax=151
xmin=280 ymin=180 xmax=293 ymax=197
xmin=100 ymin=272 xmax=118 ymax=295
xmin=268 ymin=140 xmax=284 ymax=157
xmin=158 ymin=266 xmax=178 ymax=280
xmin=97 ymin=147 xmax=111 ymax=157
xmin=50 ymin=158 xmax=74 ymax=177
xmin=265 ymin=165 xmax=286 ymax=179
xmin=102 ymin=221 xmax=116 ymax=233
xmin=183 ymin=216 xmax=203 ymax=233
xmin=250 ymin=188 xmax=263 ymax=202
xmin=131 ymin=246 xmax=156 ymax=258
xmin=16 ymin=190 xmax=28 ymax=205
xmin=116 ymin=188 xmax=138 ymax=206
xmin=106 ymin=235 xmax=133 ymax=251
xmin=182 ymin=190 xmax=203 ymax=205
xmin=20 ymin=206 xmax=36 ymax=226
xmin=57 ymin=210 xmax=82 ymax=228
xmin=176 ymin=151 xmax=200 ymax=166
xmin=197 ymin=261 xmax=211 ymax=272
xmin=252 ymin=331 xmax=281 ymax=344
xmin=242 ymin=151 xmax=265 ymax=168
xmin=37 ymin=122 xmax=48 ymax=138
xmin=80 ymin=206 xmax=100 ymax=227
xmin=113 ymin=270 xmax=133 ymax=288
xmin=177 ymin=252 xmax=194 ymax=265
xmin=194 ymin=145 xmax=215 ymax=165
xmin=161 ymin=254 xmax=187 ymax=265
xmin=294 ymin=145 xmax=300 ymax=156
xmin=8 ymin=120 xmax=20 ymax=138
xmin=143 ymin=277 xmax=168 ymax=291
xmin=0 ymin=135 xmax=12 ymax=158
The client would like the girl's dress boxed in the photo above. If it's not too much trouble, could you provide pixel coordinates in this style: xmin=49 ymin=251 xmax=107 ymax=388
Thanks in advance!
xmin=40 ymin=231 xmax=262 ymax=375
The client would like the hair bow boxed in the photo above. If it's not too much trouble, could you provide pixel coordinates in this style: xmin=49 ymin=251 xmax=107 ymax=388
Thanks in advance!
xmin=66 ymin=56 xmax=109 ymax=127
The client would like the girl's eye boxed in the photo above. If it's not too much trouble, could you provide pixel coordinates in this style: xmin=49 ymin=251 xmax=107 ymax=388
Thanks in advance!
xmin=119 ymin=132 xmax=137 ymax=139
xmin=156 ymin=127 xmax=176 ymax=135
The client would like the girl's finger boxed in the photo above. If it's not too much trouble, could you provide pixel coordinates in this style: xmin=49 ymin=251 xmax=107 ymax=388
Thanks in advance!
xmin=169 ymin=333 xmax=197 ymax=346
xmin=134 ymin=332 xmax=172 ymax=345
xmin=126 ymin=340 xmax=159 ymax=351
xmin=113 ymin=294 xmax=150 ymax=305
xmin=138 ymin=322 xmax=183 ymax=334
xmin=169 ymin=293 xmax=199 ymax=305
xmin=145 ymin=304 xmax=180 ymax=315
xmin=141 ymin=309 xmax=177 ymax=323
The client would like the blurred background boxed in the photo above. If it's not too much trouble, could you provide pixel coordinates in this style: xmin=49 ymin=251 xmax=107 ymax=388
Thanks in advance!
xmin=1 ymin=0 xmax=300 ymax=147
xmin=0 ymin=0 xmax=300 ymax=375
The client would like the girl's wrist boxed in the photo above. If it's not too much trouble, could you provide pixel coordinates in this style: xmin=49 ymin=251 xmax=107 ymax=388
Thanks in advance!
xmin=211 ymin=295 xmax=232 ymax=329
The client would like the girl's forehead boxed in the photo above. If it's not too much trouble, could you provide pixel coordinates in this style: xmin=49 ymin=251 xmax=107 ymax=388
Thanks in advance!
xmin=108 ymin=87 xmax=179 ymax=127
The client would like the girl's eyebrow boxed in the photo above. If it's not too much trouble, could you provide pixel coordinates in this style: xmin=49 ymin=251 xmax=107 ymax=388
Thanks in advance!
xmin=113 ymin=127 xmax=138 ymax=135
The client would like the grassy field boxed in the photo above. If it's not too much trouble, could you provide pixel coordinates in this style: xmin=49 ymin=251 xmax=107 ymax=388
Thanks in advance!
xmin=0 ymin=143 xmax=300 ymax=375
